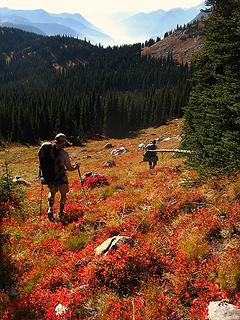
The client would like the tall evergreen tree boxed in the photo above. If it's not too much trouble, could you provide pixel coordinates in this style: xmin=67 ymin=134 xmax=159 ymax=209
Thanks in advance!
xmin=182 ymin=0 xmax=240 ymax=174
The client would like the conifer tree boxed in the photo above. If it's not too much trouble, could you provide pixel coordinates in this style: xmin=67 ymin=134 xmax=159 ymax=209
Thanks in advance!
xmin=182 ymin=0 xmax=240 ymax=174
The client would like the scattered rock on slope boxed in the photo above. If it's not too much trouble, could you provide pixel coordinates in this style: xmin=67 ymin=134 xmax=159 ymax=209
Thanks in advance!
xmin=94 ymin=236 xmax=137 ymax=255
xmin=207 ymin=300 xmax=240 ymax=320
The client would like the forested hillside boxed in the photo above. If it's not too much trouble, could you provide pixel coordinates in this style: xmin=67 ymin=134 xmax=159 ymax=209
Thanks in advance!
xmin=0 ymin=27 xmax=98 ymax=84
xmin=0 ymin=27 xmax=191 ymax=144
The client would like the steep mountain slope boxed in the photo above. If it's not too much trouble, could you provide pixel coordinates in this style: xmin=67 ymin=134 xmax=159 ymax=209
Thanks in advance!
xmin=0 ymin=7 xmax=113 ymax=45
xmin=141 ymin=19 xmax=207 ymax=63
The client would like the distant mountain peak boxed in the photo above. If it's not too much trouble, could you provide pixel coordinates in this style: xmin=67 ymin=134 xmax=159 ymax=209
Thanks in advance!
xmin=0 ymin=7 xmax=114 ymax=45
xmin=0 ymin=3 xmax=206 ymax=45
xmin=115 ymin=2 xmax=206 ymax=43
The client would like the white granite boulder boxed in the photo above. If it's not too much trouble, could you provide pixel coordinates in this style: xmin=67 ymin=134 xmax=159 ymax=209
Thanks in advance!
xmin=207 ymin=300 xmax=240 ymax=320
xmin=111 ymin=147 xmax=128 ymax=156
xmin=94 ymin=235 xmax=137 ymax=255
xmin=138 ymin=143 xmax=146 ymax=150
xmin=55 ymin=303 xmax=68 ymax=316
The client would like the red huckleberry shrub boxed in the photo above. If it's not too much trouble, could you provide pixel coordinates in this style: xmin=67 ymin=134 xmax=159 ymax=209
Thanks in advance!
xmin=83 ymin=175 xmax=109 ymax=189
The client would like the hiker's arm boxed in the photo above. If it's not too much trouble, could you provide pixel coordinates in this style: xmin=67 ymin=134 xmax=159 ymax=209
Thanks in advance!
xmin=64 ymin=152 xmax=79 ymax=171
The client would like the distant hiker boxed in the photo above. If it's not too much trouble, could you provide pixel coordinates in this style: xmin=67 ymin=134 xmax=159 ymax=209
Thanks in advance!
xmin=39 ymin=133 xmax=79 ymax=222
xmin=143 ymin=139 xmax=158 ymax=169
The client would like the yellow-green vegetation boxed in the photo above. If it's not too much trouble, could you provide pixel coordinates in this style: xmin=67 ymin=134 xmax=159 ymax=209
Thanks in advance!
xmin=179 ymin=229 xmax=210 ymax=260
xmin=61 ymin=232 xmax=89 ymax=251
xmin=218 ymin=253 xmax=240 ymax=291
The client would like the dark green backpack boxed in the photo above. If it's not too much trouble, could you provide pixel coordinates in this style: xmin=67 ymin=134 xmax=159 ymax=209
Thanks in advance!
xmin=38 ymin=142 xmax=61 ymax=184
xmin=143 ymin=143 xmax=157 ymax=162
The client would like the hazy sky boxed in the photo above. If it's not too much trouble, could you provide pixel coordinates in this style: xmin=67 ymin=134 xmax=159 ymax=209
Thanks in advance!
xmin=0 ymin=0 xmax=203 ymax=42
xmin=0 ymin=0 xmax=203 ymax=20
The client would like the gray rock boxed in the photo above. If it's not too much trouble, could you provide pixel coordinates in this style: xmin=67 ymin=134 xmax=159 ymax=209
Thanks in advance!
xmin=104 ymin=143 xmax=113 ymax=149
xmin=162 ymin=137 xmax=171 ymax=142
xmin=111 ymin=147 xmax=128 ymax=156
xmin=103 ymin=160 xmax=116 ymax=168
xmin=94 ymin=235 xmax=137 ymax=255
xmin=12 ymin=176 xmax=31 ymax=186
xmin=208 ymin=300 xmax=240 ymax=320
xmin=81 ymin=172 xmax=99 ymax=183
xmin=55 ymin=303 xmax=68 ymax=316
xmin=138 ymin=143 xmax=146 ymax=150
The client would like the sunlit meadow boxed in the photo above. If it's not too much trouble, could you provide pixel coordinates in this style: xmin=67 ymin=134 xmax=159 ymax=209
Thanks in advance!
xmin=0 ymin=119 xmax=240 ymax=319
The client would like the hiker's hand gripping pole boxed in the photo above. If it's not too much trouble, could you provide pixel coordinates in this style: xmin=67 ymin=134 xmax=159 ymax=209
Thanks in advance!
xmin=77 ymin=164 xmax=89 ymax=204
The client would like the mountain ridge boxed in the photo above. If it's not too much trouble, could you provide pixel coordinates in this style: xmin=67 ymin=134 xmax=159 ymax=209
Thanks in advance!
xmin=116 ymin=2 xmax=205 ymax=42
xmin=141 ymin=18 xmax=207 ymax=63
xmin=0 ymin=7 xmax=113 ymax=45
xmin=0 ymin=4 xmax=205 ymax=45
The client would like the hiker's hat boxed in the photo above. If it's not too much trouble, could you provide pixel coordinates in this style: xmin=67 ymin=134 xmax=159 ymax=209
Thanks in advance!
xmin=55 ymin=133 xmax=72 ymax=146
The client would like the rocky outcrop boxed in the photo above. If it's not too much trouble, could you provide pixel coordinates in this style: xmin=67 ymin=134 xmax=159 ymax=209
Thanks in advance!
xmin=94 ymin=236 xmax=137 ymax=255
xmin=111 ymin=147 xmax=128 ymax=156
xmin=207 ymin=300 xmax=240 ymax=320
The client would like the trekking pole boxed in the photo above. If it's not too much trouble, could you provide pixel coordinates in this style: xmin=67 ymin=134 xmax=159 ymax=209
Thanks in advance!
xmin=40 ymin=183 xmax=44 ymax=215
xmin=77 ymin=166 xmax=89 ymax=204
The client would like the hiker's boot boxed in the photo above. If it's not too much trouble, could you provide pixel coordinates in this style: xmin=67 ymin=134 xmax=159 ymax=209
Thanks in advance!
xmin=47 ymin=208 xmax=54 ymax=222
xmin=47 ymin=199 xmax=55 ymax=221
xmin=48 ymin=199 xmax=54 ymax=209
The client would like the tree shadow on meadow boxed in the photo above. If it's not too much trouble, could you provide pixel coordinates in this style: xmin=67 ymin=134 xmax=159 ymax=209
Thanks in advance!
xmin=0 ymin=231 xmax=17 ymax=293
xmin=0 ymin=170 xmax=19 ymax=299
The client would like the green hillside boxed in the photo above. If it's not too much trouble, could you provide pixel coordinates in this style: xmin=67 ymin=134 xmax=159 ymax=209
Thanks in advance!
xmin=0 ymin=27 xmax=190 ymax=144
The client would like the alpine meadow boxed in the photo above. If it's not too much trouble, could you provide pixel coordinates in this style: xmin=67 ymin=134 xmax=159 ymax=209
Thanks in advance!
xmin=0 ymin=1 xmax=240 ymax=319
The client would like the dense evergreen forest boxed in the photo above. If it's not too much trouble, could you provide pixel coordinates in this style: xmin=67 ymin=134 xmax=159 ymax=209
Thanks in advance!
xmin=0 ymin=27 xmax=191 ymax=144
xmin=183 ymin=0 xmax=240 ymax=174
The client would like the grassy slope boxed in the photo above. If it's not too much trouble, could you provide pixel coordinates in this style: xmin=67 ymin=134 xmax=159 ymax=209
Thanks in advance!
xmin=1 ymin=118 xmax=240 ymax=319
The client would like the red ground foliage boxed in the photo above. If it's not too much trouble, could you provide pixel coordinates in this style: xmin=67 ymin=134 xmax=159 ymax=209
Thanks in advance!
xmin=1 ymin=144 xmax=240 ymax=319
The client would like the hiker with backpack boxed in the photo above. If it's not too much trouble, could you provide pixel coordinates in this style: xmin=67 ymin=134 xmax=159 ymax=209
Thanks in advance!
xmin=143 ymin=139 xmax=158 ymax=169
xmin=39 ymin=133 xmax=79 ymax=222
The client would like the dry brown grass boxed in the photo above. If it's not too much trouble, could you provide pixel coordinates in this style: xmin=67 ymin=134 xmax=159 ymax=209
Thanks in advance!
xmin=0 ymin=118 xmax=185 ymax=185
